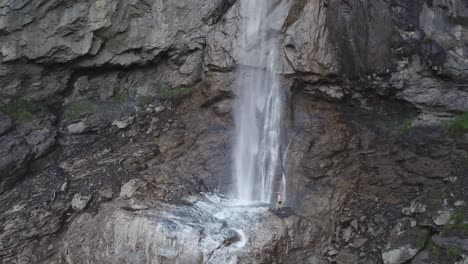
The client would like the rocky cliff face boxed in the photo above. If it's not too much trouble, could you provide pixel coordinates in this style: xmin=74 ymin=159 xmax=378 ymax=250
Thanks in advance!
xmin=1 ymin=0 xmax=468 ymax=263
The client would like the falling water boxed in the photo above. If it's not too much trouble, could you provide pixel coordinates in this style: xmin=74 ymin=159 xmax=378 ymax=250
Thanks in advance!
xmin=232 ymin=0 xmax=284 ymax=204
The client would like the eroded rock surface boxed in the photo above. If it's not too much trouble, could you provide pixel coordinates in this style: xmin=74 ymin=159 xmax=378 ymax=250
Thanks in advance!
xmin=1 ymin=0 xmax=468 ymax=264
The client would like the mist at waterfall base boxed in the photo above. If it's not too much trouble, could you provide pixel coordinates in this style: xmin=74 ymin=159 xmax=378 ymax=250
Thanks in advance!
xmin=231 ymin=0 xmax=286 ymax=205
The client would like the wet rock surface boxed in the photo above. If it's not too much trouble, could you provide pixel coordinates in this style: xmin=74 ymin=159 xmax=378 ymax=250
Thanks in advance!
xmin=46 ymin=195 xmax=316 ymax=264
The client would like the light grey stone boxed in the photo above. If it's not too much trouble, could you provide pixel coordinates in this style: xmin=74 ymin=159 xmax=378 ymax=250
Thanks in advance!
xmin=72 ymin=194 xmax=91 ymax=211
xmin=67 ymin=122 xmax=88 ymax=134
xmin=120 ymin=179 xmax=146 ymax=199
xmin=433 ymin=209 xmax=454 ymax=226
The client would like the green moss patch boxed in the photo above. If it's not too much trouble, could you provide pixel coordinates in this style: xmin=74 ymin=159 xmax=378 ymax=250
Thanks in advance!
xmin=443 ymin=208 xmax=468 ymax=237
xmin=154 ymin=81 xmax=194 ymax=100
xmin=157 ymin=86 xmax=194 ymax=100
xmin=0 ymin=100 xmax=46 ymax=123
xmin=426 ymin=239 xmax=442 ymax=257
xmin=63 ymin=100 xmax=95 ymax=120
xmin=137 ymin=95 xmax=154 ymax=107
xmin=446 ymin=113 xmax=468 ymax=136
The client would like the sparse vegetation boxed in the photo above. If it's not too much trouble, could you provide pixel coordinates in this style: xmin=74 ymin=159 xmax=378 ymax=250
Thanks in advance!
xmin=392 ymin=118 xmax=413 ymax=133
xmin=422 ymin=191 xmax=444 ymax=209
xmin=446 ymin=113 xmax=468 ymax=136
xmin=0 ymin=99 xmax=46 ymax=122
xmin=63 ymin=100 xmax=95 ymax=120
xmin=448 ymin=246 xmax=462 ymax=258
xmin=111 ymin=93 xmax=131 ymax=103
xmin=157 ymin=86 xmax=194 ymax=100
xmin=137 ymin=95 xmax=154 ymax=106
xmin=135 ymin=81 xmax=195 ymax=106
xmin=151 ymin=81 xmax=194 ymax=100
xmin=443 ymin=208 xmax=468 ymax=237
xmin=426 ymin=239 xmax=442 ymax=257
xmin=424 ymin=35 xmax=433 ymax=42
xmin=416 ymin=230 xmax=428 ymax=248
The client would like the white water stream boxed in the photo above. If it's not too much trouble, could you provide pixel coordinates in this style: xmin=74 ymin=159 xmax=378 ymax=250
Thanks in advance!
xmin=232 ymin=0 xmax=285 ymax=204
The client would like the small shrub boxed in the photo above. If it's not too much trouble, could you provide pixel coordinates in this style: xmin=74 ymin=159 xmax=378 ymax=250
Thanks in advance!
xmin=0 ymin=99 xmax=45 ymax=122
xmin=63 ymin=100 xmax=95 ymax=120
xmin=446 ymin=113 xmax=468 ymax=136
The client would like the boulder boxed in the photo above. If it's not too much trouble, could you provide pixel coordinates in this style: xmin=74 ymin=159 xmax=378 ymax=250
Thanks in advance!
xmin=67 ymin=122 xmax=88 ymax=134
xmin=433 ymin=209 xmax=454 ymax=226
xmin=120 ymin=179 xmax=146 ymax=199
xmin=112 ymin=117 xmax=134 ymax=129
xmin=71 ymin=194 xmax=91 ymax=211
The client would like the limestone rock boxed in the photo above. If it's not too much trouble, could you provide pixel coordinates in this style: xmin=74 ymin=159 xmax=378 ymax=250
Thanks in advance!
xmin=67 ymin=122 xmax=88 ymax=134
xmin=112 ymin=119 xmax=132 ymax=129
xmin=72 ymin=194 xmax=91 ymax=211
xmin=120 ymin=179 xmax=146 ymax=199
xmin=433 ymin=209 xmax=454 ymax=226
xmin=155 ymin=106 xmax=165 ymax=113
xmin=342 ymin=226 xmax=354 ymax=243
xmin=99 ymin=189 xmax=114 ymax=201
xmin=410 ymin=201 xmax=427 ymax=214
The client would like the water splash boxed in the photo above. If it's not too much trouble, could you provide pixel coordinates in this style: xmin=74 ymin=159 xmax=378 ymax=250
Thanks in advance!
xmin=105 ymin=195 xmax=275 ymax=264
xmin=232 ymin=0 xmax=284 ymax=204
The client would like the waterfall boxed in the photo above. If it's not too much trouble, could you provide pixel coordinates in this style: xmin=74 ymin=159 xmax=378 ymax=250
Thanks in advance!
xmin=232 ymin=0 xmax=284 ymax=204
